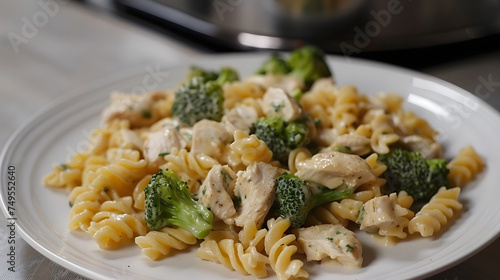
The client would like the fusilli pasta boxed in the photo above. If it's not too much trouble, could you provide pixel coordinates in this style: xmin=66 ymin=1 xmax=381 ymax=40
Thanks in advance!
xmin=135 ymin=227 xmax=197 ymax=260
xmin=408 ymin=187 xmax=462 ymax=237
xmin=447 ymin=145 xmax=484 ymax=188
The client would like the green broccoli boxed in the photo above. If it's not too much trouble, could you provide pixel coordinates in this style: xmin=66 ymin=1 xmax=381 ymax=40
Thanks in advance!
xmin=288 ymin=45 xmax=332 ymax=88
xmin=172 ymin=66 xmax=239 ymax=126
xmin=252 ymin=115 xmax=310 ymax=163
xmin=185 ymin=66 xmax=239 ymax=85
xmin=215 ymin=67 xmax=239 ymax=85
xmin=255 ymin=45 xmax=332 ymax=89
xmin=144 ymin=169 xmax=213 ymax=239
xmin=255 ymin=52 xmax=291 ymax=75
xmin=377 ymin=148 xmax=450 ymax=202
xmin=185 ymin=66 xmax=219 ymax=83
xmin=171 ymin=76 xmax=224 ymax=126
xmin=274 ymin=172 xmax=353 ymax=228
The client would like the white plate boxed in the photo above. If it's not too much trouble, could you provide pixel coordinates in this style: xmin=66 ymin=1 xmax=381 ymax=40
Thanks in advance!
xmin=2 ymin=54 xmax=500 ymax=280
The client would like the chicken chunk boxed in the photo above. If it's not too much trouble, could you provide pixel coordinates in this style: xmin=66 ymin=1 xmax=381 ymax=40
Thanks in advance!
xmin=261 ymin=87 xmax=303 ymax=122
xmin=143 ymin=128 xmax=187 ymax=164
xmin=150 ymin=117 xmax=182 ymax=132
xmin=116 ymin=129 xmax=143 ymax=150
xmin=331 ymin=133 xmax=371 ymax=156
xmin=190 ymin=119 xmax=231 ymax=158
xmin=295 ymin=151 xmax=375 ymax=190
xmin=296 ymin=224 xmax=363 ymax=269
xmin=244 ymin=74 xmax=304 ymax=93
xmin=198 ymin=165 xmax=238 ymax=225
xmin=359 ymin=193 xmax=408 ymax=230
xmin=400 ymin=135 xmax=442 ymax=159
xmin=233 ymin=162 xmax=283 ymax=228
xmin=222 ymin=105 xmax=259 ymax=135
xmin=101 ymin=91 xmax=166 ymax=128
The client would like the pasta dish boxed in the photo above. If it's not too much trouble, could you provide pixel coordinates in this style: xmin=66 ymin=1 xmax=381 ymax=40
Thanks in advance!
xmin=43 ymin=46 xmax=484 ymax=279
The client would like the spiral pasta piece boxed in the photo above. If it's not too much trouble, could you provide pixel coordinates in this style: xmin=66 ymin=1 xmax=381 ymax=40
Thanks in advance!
xmin=68 ymin=186 xmax=112 ymax=231
xmin=402 ymin=111 xmax=437 ymax=140
xmin=43 ymin=152 xmax=88 ymax=189
xmin=287 ymin=147 xmax=312 ymax=174
xmin=301 ymin=83 xmax=336 ymax=129
xmin=223 ymin=81 xmax=265 ymax=110
xmin=162 ymin=148 xmax=219 ymax=193
xmin=373 ymin=92 xmax=404 ymax=114
xmin=305 ymin=203 xmax=348 ymax=227
xmin=238 ymin=220 xmax=268 ymax=253
xmin=408 ymin=187 xmax=462 ymax=237
xmin=376 ymin=192 xmax=415 ymax=240
xmin=265 ymin=218 xmax=308 ymax=280
xmin=351 ymin=179 xmax=385 ymax=203
xmin=135 ymin=227 xmax=198 ymax=260
xmin=364 ymin=153 xmax=387 ymax=177
xmin=230 ymin=130 xmax=273 ymax=167
xmin=87 ymin=196 xmax=148 ymax=249
xmin=197 ymin=239 xmax=269 ymax=278
xmin=81 ymin=148 xmax=150 ymax=197
xmin=331 ymin=85 xmax=360 ymax=135
xmin=87 ymin=119 xmax=131 ymax=155
xmin=447 ymin=146 xmax=484 ymax=188
xmin=367 ymin=112 xmax=399 ymax=154
xmin=132 ymin=175 xmax=153 ymax=211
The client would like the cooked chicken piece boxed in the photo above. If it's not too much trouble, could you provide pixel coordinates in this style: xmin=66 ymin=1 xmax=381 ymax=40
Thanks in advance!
xmin=296 ymin=224 xmax=363 ymax=269
xmin=143 ymin=128 xmax=187 ymax=164
xmin=101 ymin=91 xmax=165 ymax=128
xmin=400 ymin=135 xmax=442 ymax=159
xmin=150 ymin=118 xmax=182 ymax=132
xmin=222 ymin=105 xmax=259 ymax=135
xmin=117 ymin=129 xmax=143 ymax=150
xmin=198 ymin=165 xmax=237 ymax=225
xmin=331 ymin=133 xmax=371 ymax=156
xmin=314 ymin=128 xmax=338 ymax=147
xmin=179 ymin=127 xmax=193 ymax=150
xmin=261 ymin=87 xmax=303 ymax=122
xmin=190 ymin=120 xmax=231 ymax=158
xmin=244 ymin=74 xmax=304 ymax=93
xmin=295 ymin=151 xmax=375 ymax=190
xmin=359 ymin=193 xmax=408 ymax=230
xmin=233 ymin=162 xmax=283 ymax=228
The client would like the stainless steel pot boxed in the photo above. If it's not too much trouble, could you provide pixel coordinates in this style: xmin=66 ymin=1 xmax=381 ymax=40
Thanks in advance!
xmin=114 ymin=0 xmax=500 ymax=52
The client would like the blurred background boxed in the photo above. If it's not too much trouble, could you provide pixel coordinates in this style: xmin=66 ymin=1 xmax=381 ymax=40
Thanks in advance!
xmin=1 ymin=0 xmax=500 ymax=279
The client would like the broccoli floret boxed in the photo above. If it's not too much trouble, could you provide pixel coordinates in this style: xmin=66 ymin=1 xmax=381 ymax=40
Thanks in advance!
xmin=144 ymin=169 xmax=213 ymax=239
xmin=252 ymin=115 xmax=310 ymax=163
xmin=171 ymin=77 xmax=224 ymax=126
xmin=288 ymin=45 xmax=332 ymax=88
xmin=377 ymin=148 xmax=450 ymax=202
xmin=185 ymin=66 xmax=239 ymax=85
xmin=215 ymin=67 xmax=239 ymax=85
xmin=255 ymin=45 xmax=332 ymax=89
xmin=274 ymin=173 xmax=352 ymax=228
xmin=185 ymin=66 xmax=219 ymax=83
xmin=255 ymin=52 xmax=291 ymax=75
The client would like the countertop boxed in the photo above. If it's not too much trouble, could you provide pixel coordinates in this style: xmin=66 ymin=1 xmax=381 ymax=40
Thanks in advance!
xmin=1 ymin=1 xmax=499 ymax=279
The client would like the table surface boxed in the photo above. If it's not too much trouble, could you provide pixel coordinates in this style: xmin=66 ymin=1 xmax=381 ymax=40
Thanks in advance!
xmin=1 ymin=1 xmax=499 ymax=279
